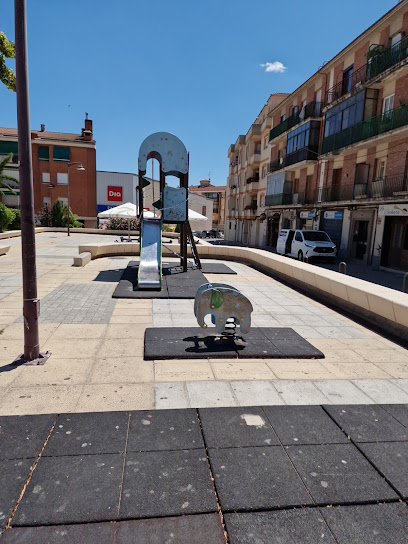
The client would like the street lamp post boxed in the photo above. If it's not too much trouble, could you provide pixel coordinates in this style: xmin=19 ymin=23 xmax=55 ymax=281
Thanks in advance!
xmin=66 ymin=162 xmax=85 ymax=236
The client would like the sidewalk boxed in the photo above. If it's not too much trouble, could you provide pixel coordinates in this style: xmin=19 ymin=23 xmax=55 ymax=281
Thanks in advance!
xmin=0 ymin=404 xmax=407 ymax=543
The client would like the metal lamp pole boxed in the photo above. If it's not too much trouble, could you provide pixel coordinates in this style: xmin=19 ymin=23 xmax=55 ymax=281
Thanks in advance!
xmin=14 ymin=0 xmax=39 ymax=362
xmin=66 ymin=162 xmax=84 ymax=236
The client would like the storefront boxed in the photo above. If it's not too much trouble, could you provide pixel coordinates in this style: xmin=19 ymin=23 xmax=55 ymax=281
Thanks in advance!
xmin=379 ymin=204 xmax=408 ymax=270
xmin=320 ymin=210 xmax=344 ymax=250
xmin=299 ymin=211 xmax=314 ymax=230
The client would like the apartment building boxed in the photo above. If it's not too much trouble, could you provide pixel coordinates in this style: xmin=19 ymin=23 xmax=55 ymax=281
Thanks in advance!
xmin=226 ymin=1 xmax=408 ymax=270
xmin=0 ymin=117 xmax=97 ymax=227
xmin=189 ymin=180 xmax=226 ymax=232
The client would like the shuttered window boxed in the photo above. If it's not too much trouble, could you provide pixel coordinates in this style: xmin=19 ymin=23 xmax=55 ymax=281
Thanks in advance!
xmin=38 ymin=146 xmax=49 ymax=161
xmin=53 ymin=147 xmax=70 ymax=162
xmin=0 ymin=141 xmax=18 ymax=158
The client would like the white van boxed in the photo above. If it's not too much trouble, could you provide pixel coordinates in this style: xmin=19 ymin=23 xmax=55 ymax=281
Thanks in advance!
xmin=276 ymin=229 xmax=337 ymax=261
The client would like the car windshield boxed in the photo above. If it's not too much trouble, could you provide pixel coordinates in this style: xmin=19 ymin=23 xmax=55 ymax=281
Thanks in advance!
xmin=302 ymin=231 xmax=331 ymax=242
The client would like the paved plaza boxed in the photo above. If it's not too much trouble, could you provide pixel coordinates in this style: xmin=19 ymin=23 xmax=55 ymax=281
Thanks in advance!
xmin=1 ymin=232 xmax=408 ymax=414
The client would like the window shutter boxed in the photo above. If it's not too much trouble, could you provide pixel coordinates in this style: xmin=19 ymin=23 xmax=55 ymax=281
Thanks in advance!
xmin=38 ymin=146 xmax=49 ymax=161
xmin=53 ymin=147 xmax=70 ymax=162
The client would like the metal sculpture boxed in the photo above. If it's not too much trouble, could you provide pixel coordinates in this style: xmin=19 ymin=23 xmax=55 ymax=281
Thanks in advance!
xmin=194 ymin=283 xmax=253 ymax=336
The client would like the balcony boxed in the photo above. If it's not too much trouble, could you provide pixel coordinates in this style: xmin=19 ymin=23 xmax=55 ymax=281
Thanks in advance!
xmin=321 ymin=104 xmax=408 ymax=154
xmin=366 ymin=36 xmax=408 ymax=81
xmin=285 ymin=146 xmax=319 ymax=167
xmin=319 ymin=174 xmax=408 ymax=202
xmin=269 ymin=102 xmax=322 ymax=142
xmin=267 ymin=159 xmax=284 ymax=174
xmin=265 ymin=193 xmax=293 ymax=207
xmin=325 ymin=65 xmax=367 ymax=104
xmin=246 ymin=174 xmax=260 ymax=185
xmin=244 ymin=203 xmax=258 ymax=211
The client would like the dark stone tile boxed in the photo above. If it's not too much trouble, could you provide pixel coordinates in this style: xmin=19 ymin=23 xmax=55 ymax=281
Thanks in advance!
xmin=263 ymin=406 xmax=348 ymax=445
xmin=259 ymin=327 xmax=305 ymax=342
xmin=225 ymin=509 xmax=336 ymax=544
xmin=209 ymin=446 xmax=312 ymax=511
xmin=0 ymin=414 xmax=55 ymax=460
xmin=359 ymin=441 xmax=408 ymax=498
xmin=324 ymin=405 xmax=407 ymax=442
xmin=381 ymin=404 xmax=408 ymax=427
xmin=127 ymin=409 xmax=203 ymax=452
xmin=321 ymin=503 xmax=408 ymax=544
xmin=286 ymin=443 xmax=397 ymax=504
xmin=116 ymin=513 xmax=225 ymax=544
xmin=200 ymin=263 xmax=236 ymax=274
xmin=1 ymin=523 xmax=115 ymax=543
xmin=120 ymin=449 xmax=216 ymax=519
xmin=44 ymin=412 xmax=129 ymax=457
xmin=199 ymin=407 xmax=279 ymax=448
xmin=13 ymin=453 xmax=123 ymax=526
xmin=0 ymin=459 xmax=33 ymax=528
xmin=236 ymin=339 xmax=282 ymax=358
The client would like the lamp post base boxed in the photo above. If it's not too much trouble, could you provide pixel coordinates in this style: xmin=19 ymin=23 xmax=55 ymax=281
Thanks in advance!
xmin=11 ymin=351 xmax=51 ymax=366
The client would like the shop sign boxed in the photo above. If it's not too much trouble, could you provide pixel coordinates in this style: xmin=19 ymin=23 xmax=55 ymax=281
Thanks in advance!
xmin=107 ymin=186 xmax=123 ymax=201
xmin=300 ymin=212 xmax=314 ymax=219
xmin=378 ymin=204 xmax=408 ymax=216
xmin=324 ymin=211 xmax=343 ymax=220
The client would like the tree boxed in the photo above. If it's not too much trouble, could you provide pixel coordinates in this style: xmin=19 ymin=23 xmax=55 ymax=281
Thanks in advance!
xmin=0 ymin=153 xmax=19 ymax=196
xmin=62 ymin=206 xmax=82 ymax=228
xmin=0 ymin=203 xmax=15 ymax=232
xmin=0 ymin=32 xmax=16 ymax=92
xmin=51 ymin=200 xmax=64 ymax=227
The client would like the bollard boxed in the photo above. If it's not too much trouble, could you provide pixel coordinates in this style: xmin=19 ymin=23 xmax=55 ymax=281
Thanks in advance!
xmin=339 ymin=262 xmax=347 ymax=275
xmin=403 ymin=272 xmax=408 ymax=293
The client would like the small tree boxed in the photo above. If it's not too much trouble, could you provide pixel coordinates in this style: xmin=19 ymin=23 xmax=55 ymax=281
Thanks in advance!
xmin=0 ymin=153 xmax=19 ymax=195
xmin=0 ymin=32 xmax=16 ymax=92
xmin=63 ymin=206 xmax=82 ymax=228
xmin=51 ymin=200 xmax=64 ymax=227
xmin=38 ymin=206 xmax=52 ymax=227
xmin=0 ymin=203 xmax=15 ymax=232
xmin=9 ymin=208 xmax=20 ymax=230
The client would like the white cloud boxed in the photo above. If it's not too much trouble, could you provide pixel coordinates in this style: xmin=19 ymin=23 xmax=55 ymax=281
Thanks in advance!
xmin=260 ymin=61 xmax=287 ymax=73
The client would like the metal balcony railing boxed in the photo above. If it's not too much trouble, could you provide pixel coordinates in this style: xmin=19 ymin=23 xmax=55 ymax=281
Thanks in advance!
xmin=366 ymin=36 xmax=408 ymax=81
xmin=246 ymin=175 xmax=259 ymax=184
xmin=319 ymin=174 xmax=408 ymax=202
xmin=321 ymin=104 xmax=408 ymax=154
xmin=267 ymin=159 xmax=284 ymax=174
xmin=269 ymin=101 xmax=322 ymax=141
xmin=325 ymin=65 xmax=367 ymax=104
xmin=265 ymin=193 xmax=293 ymax=206
xmin=285 ymin=146 xmax=319 ymax=167
xmin=244 ymin=204 xmax=258 ymax=211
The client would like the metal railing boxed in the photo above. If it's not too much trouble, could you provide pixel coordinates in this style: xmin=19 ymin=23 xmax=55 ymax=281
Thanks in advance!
xmin=321 ymin=104 xmax=408 ymax=154
xmin=366 ymin=36 xmax=408 ymax=81
xmin=265 ymin=193 xmax=293 ymax=206
xmin=285 ymin=146 xmax=319 ymax=167
xmin=320 ymin=174 xmax=408 ymax=202
xmin=325 ymin=65 xmax=367 ymax=104
xmin=269 ymin=101 xmax=322 ymax=141
xmin=267 ymin=159 xmax=284 ymax=174
xmin=246 ymin=176 xmax=259 ymax=184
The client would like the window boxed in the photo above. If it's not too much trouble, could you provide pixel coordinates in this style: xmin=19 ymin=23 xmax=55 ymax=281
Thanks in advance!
xmin=293 ymin=179 xmax=299 ymax=193
xmin=376 ymin=159 xmax=386 ymax=180
xmin=246 ymin=146 xmax=249 ymax=161
xmin=53 ymin=147 xmax=70 ymax=162
xmin=264 ymin=136 xmax=268 ymax=149
xmin=262 ymin=166 xmax=267 ymax=178
xmin=382 ymin=94 xmax=394 ymax=118
xmin=42 ymin=172 xmax=50 ymax=184
xmin=354 ymin=163 xmax=370 ymax=184
xmin=292 ymin=105 xmax=299 ymax=118
xmin=281 ymin=113 xmax=286 ymax=123
xmin=57 ymin=172 xmax=68 ymax=185
xmin=324 ymin=90 xmax=366 ymax=137
xmin=342 ymin=65 xmax=353 ymax=95
xmin=42 ymin=196 xmax=51 ymax=209
xmin=202 ymin=206 xmax=206 ymax=216
xmin=287 ymin=121 xmax=320 ymax=155
xmin=303 ymin=231 xmax=330 ymax=242
xmin=391 ymin=33 xmax=402 ymax=47
xmin=59 ymin=198 xmax=68 ymax=208
xmin=295 ymin=232 xmax=303 ymax=241
xmin=38 ymin=146 xmax=49 ymax=161
xmin=0 ymin=140 xmax=18 ymax=158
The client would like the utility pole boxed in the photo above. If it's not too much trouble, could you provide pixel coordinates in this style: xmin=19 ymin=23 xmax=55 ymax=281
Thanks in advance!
xmin=14 ymin=0 xmax=44 ymax=363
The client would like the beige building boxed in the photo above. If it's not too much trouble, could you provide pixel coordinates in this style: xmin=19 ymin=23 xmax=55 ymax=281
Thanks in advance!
xmin=189 ymin=180 xmax=226 ymax=232
xmin=226 ymin=2 xmax=408 ymax=270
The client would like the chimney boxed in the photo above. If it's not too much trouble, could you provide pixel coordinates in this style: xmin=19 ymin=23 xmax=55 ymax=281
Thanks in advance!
xmin=40 ymin=124 xmax=45 ymax=132
xmin=81 ymin=115 xmax=93 ymax=141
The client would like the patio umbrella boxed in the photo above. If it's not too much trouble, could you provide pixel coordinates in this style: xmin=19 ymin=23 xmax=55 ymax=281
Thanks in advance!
xmin=97 ymin=202 xmax=138 ymax=240
xmin=188 ymin=209 xmax=208 ymax=221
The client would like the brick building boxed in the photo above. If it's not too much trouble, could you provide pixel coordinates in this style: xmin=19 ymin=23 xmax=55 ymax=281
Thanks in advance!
xmin=226 ymin=2 xmax=408 ymax=270
xmin=189 ymin=179 xmax=226 ymax=232
xmin=0 ymin=117 xmax=97 ymax=227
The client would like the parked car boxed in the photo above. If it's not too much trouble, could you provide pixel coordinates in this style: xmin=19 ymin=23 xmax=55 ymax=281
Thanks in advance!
xmin=276 ymin=229 xmax=337 ymax=261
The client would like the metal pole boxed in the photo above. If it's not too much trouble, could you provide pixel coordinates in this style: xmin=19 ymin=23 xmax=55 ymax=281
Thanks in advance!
xmin=67 ymin=164 xmax=70 ymax=236
xmin=14 ymin=0 xmax=40 ymax=361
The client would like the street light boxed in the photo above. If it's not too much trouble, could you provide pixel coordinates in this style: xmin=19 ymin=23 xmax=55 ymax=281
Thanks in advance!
xmin=66 ymin=162 xmax=85 ymax=236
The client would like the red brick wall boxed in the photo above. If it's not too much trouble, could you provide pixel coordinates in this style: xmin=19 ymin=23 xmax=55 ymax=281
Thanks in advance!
xmin=306 ymin=84 xmax=315 ymax=103
xmin=379 ymin=25 xmax=390 ymax=47
xmin=333 ymin=61 xmax=345 ymax=86
xmin=354 ymin=41 xmax=370 ymax=70
xmin=298 ymin=168 xmax=308 ymax=192
xmin=386 ymin=137 xmax=408 ymax=177
xmin=395 ymin=74 xmax=408 ymax=106
xmin=403 ymin=11 xmax=408 ymax=33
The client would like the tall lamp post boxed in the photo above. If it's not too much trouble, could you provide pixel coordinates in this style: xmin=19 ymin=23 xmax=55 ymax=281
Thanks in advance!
xmin=66 ymin=162 xmax=85 ymax=236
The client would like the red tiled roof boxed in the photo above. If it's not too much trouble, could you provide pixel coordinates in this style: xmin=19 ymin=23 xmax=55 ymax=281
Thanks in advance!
xmin=0 ymin=127 xmax=94 ymax=143
xmin=190 ymin=185 xmax=226 ymax=192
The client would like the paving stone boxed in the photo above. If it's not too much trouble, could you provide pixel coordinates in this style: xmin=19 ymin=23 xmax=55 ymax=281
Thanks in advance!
xmin=0 ymin=458 xmax=33 ymax=528
xmin=1 ymin=522 xmax=116 ymax=543
xmin=320 ymin=503 xmax=408 ymax=544
xmin=381 ymin=404 xmax=408 ymax=427
xmin=273 ymin=380 xmax=331 ymax=405
xmin=359 ymin=441 xmax=408 ymax=498
xmin=199 ymin=407 xmax=279 ymax=448
xmin=0 ymin=414 xmax=55 ymax=460
xmin=314 ymin=380 xmax=374 ymax=404
xmin=44 ymin=412 xmax=129 ymax=456
xmin=225 ymin=509 xmax=336 ymax=544
xmin=230 ymin=380 xmax=285 ymax=406
xmin=208 ymin=446 xmax=312 ymax=511
xmin=155 ymin=383 xmax=190 ymax=409
xmin=13 ymin=453 xmax=123 ymax=526
xmin=120 ymin=449 xmax=216 ymax=518
xmin=324 ymin=405 xmax=407 ymax=442
xmin=187 ymin=382 xmax=238 ymax=408
xmin=263 ymin=405 xmax=348 ymax=445
xmin=352 ymin=379 xmax=408 ymax=403
xmin=127 ymin=409 xmax=203 ymax=452
xmin=200 ymin=263 xmax=236 ymax=275
xmin=115 ymin=513 xmax=225 ymax=543
xmin=286 ymin=443 xmax=397 ymax=504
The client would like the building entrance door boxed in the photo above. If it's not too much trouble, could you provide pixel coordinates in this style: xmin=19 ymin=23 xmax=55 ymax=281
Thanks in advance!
xmin=388 ymin=218 xmax=408 ymax=269
xmin=353 ymin=220 xmax=369 ymax=259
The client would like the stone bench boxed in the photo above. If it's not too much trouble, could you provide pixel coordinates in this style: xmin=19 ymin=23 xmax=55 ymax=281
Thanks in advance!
xmin=0 ymin=245 xmax=10 ymax=256
xmin=73 ymin=252 xmax=92 ymax=267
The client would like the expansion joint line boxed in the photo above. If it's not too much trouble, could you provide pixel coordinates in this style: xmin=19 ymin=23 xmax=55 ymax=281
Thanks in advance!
xmin=117 ymin=412 xmax=132 ymax=517
xmin=196 ymin=409 xmax=229 ymax=544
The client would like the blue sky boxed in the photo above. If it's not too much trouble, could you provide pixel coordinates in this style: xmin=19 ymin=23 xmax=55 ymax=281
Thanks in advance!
xmin=0 ymin=0 xmax=397 ymax=185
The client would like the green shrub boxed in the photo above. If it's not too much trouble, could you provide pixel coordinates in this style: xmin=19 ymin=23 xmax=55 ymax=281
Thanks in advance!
xmin=106 ymin=217 xmax=138 ymax=231
xmin=9 ymin=208 xmax=20 ymax=230
xmin=51 ymin=200 xmax=64 ymax=227
xmin=0 ymin=202 xmax=15 ymax=232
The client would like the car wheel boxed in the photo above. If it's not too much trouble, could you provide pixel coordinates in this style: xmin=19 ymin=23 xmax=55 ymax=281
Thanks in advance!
xmin=298 ymin=250 xmax=304 ymax=262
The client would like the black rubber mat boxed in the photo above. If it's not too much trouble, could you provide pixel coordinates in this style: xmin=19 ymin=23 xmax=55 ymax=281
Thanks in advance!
xmin=144 ymin=327 xmax=324 ymax=360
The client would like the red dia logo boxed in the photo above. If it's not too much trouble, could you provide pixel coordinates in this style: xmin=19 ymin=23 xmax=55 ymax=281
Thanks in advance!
xmin=107 ymin=186 xmax=122 ymax=201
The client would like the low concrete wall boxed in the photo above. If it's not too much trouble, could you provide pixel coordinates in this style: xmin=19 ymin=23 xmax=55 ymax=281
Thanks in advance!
xmin=0 ymin=227 xmax=183 ymax=240
xmin=77 ymin=242 xmax=408 ymax=342
xmin=0 ymin=245 xmax=10 ymax=256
